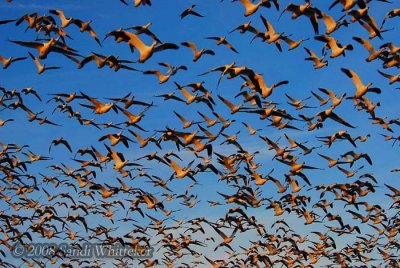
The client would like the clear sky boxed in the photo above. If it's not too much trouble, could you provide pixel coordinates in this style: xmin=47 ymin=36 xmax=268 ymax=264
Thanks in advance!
xmin=0 ymin=0 xmax=399 ymax=267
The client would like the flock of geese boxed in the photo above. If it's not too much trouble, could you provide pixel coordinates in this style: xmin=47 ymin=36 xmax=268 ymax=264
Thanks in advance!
xmin=0 ymin=0 xmax=400 ymax=267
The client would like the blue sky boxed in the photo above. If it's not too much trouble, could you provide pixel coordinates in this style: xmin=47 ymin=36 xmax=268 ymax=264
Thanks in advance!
xmin=1 ymin=0 xmax=399 ymax=267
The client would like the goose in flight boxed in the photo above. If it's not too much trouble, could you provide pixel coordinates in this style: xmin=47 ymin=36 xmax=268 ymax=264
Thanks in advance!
xmin=181 ymin=41 xmax=215 ymax=62
xmin=0 ymin=54 xmax=27 ymax=69
xmin=311 ymin=90 xmax=329 ymax=106
xmin=229 ymin=20 xmax=259 ymax=34
xmin=104 ymin=144 xmax=128 ymax=171
xmin=206 ymin=36 xmax=238 ymax=53
xmin=49 ymin=137 xmax=72 ymax=153
xmin=11 ymin=38 xmax=80 ymax=59
xmin=281 ymin=36 xmax=309 ymax=51
xmin=143 ymin=62 xmax=186 ymax=84
xmin=180 ymin=5 xmax=204 ymax=19
xmin=318 ymin=88 xmax=346 ymax=108
xmin=143 ymin=69 xmax=172 ymax=84
xmin=253 ymin=15 xmax=284 ymax=52
xmin=198 ymin=112 xmax=219 ymax=128
xmin=242 ymin=122 xmax=261 ymax=135
xmin=341 ymin=68 xmax=381 ymax=100
xmin=377 ymin=70 xmax=399 ymax=85
xmin=352 ymin=37 xmax=387 ymax=62
xmin=79 ymin=91 xmax=118 ymax=114
xmin=174 ymin=111 xmax=199 ymax=129
xmin=319 ymin=11 xmax=348 ymax=34
xmin=218 ymin=95 xmax=243 ymax=114
xmin=314 ymin=35 xmax=353 ymax=58
xmin=125 ymin=32 xmax=179 ymax=63
xmin=129 ymin=130 xmax=161 ymax=149
xmin=244 ymin=69 xmax=289 ymax=99
xmin=285 ymin=94 xmax=314 ymax=110
xmin=304 ymin=47 xmax=328 ymax=69
xmin=234 ymin=0 xmax=272 ymax=17
xmin=66 ymin=53 xmax=139 ymax=72
xmin=49 ymin=9 xmax=74 ymax=28
xmin=318 ymin=153 xmax=344 ymax=168
xmin=159 ymin=62 xmax=187 ymax=75
xmin=125 ymin=22 xmax=162 ymax=43
xmin=28 ymin=52 xmax=60 ymax=74
xmin=166 ymin=158 xmax=195 ymax=181
xmin=71 ymin=19 xmax=102 ymax=46
xmin=208 ymin=222 xmax=238 ymax=251
xmin=175 ymin=82 xmax=198 ymax=105
xmin=280 ymin=1 xmax=321 ymax=34
xmin=277 ymin=157 xmax=321 ymax=174
xmin=315 ymin=106 xmax=356 ymax=128
xmin=348 ymin=7 xmax=383 ymax=39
